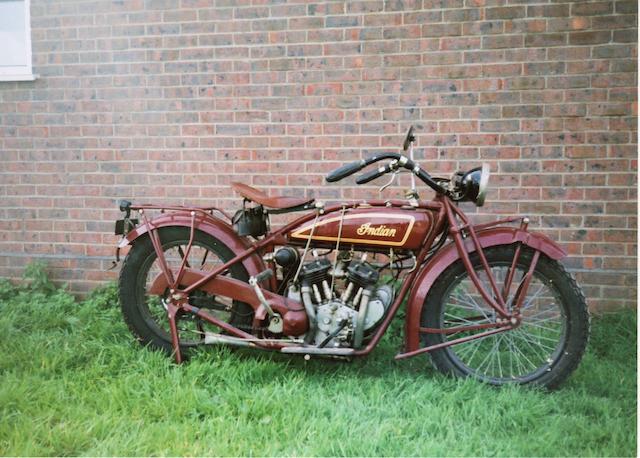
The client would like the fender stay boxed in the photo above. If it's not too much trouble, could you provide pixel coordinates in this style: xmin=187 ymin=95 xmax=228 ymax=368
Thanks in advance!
xmin=404 ymin=227 xmax=567 ymax=353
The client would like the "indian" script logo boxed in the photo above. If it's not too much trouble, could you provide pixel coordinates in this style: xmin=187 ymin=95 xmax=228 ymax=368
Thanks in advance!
xmin=356 ymin=223 xmax=397 ymax=238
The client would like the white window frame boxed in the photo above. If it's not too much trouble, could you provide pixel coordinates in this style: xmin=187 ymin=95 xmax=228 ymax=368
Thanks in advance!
xmin=0 ymin=0 xmax=36 ymax=81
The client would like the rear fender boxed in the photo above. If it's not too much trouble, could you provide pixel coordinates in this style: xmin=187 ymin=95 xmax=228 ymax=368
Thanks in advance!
xmin=404 ymin=227 xmax=567 ymax=352
xmin=118 ymin=211 xmax=266 ymax=279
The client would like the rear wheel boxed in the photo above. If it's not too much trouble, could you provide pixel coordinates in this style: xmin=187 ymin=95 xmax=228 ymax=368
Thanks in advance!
xmin=119 ymin=227 xmax=254 ymax=354
xmin=422 ymin=246 xmax=589 ymax=389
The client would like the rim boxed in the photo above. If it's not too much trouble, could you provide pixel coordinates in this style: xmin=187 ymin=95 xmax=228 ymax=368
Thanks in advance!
xmin=135 ymin=239 xmax=240 ymax=345
xmin=439 ymin=262 xmax=567 ymax=384
xmin=475 ymin=163 xmax=490 ymax=207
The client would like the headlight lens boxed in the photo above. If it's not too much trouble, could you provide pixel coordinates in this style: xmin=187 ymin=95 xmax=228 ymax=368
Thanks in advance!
xmin=460 ymin=163 xmax=490 ymax=207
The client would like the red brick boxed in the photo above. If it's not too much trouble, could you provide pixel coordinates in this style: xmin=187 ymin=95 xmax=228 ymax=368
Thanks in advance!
xmin=527 ymin=4 xmax=570 ymax=18
xmin=572 ymin=1 xmax=614 ymax=16
xmin=486 ymin=6 xmax=526 ymax=19
xmin=525 ymin=33 xmax=566 ymax=47
xmin=569 ymin=31 xmax=612 ymax=45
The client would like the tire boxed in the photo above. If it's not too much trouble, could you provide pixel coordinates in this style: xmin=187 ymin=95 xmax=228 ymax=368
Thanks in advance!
xmin=422 ymin=245 xmax=590 ymax=389
xmin=119 ymin=226 xmax=254 ymax=355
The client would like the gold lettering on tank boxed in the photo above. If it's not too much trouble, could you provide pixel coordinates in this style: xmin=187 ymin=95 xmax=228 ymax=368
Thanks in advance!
xmin=356 ymin=223 xmax=397 ymax=238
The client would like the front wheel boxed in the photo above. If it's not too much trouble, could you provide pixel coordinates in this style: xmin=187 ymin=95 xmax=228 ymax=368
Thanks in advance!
xmin=422 ymin=246 xmax=590 ymax=389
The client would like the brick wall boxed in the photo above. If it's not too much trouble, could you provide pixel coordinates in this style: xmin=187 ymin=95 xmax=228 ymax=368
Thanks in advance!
xmin=0 ymin=0 xmax=637 ymax=309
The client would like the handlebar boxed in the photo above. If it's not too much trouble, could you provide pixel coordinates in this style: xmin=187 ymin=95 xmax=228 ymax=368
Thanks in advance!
xmin=325 ymin=153 xmax=403 ymax=183
xmin=326 ymin=152 xmax=447 ymax=195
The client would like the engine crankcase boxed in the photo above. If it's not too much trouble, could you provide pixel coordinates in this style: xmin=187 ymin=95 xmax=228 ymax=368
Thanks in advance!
xmin=314 ymin=300 xmax=356 ymax=348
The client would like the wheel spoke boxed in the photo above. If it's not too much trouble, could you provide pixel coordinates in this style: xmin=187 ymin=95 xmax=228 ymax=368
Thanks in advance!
xmin=449 ymin=292 xmax=493 ymax=323
xmin=494 ymin=334 xmax=505 ymax=379
xmin=526 ymin=313 xmax=562 ymax=324
xmin=444 ymin=310 xmax=476 ymax=324
xmin=455 ymin=337 xmax=484 ymax=359
xmin=444 ymin=310 xmax=490 ymax=326
xmin=201 ymin=249 xmax=209 ymax=267
xmin=508 ymin=336 xmax=539 ymax=372
xmin=521 ymin=284 xmax=545 ymax=308
xmin=473 ymin=345 xmax=494 ymax=376
xmin=525 ymin=307 xmax=559 ymax=321
xmin=507 ymin=335 xmax=516 ymax=378
xmin=510 ymin=329 xmax=552 ymax=363
xmin=177 ymin=246 xmax=191 ymax=268
xmin=449 ymin=296 xmax=484 ymax=312
xmin=512 ymin=327 xmax=556 ymax=348
xmin=486 ymin=338 xmax=499 ymax=377
xmin=520 ymin=320 xmax=561 ymax=334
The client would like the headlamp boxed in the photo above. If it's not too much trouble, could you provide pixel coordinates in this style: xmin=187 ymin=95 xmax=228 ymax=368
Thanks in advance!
xmin=459 ymin=163 xmax=490 ymax=207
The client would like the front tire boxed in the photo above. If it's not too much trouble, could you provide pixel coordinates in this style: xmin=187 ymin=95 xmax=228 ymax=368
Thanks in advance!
xmin=119 ymin=226 xmax=254 ymax=355
xmin=422 ymin=245 xmax=590 ymax=389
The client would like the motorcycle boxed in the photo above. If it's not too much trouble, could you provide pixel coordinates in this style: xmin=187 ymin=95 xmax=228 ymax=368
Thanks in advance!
xmin=114 ymin=126 xmax=589 ymax=389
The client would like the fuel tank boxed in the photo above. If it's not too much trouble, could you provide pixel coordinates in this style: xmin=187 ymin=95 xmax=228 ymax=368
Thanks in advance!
xmin=286 ymin=206 xmax=435 ymax=251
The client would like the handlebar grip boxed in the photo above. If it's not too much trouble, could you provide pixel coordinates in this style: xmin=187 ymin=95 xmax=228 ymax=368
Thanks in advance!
xmin=356 ymin=165 xmax=391 ymax=185
xmin=253 ymin=268 xmax=274 ymax=283
xmin=326 ymin=160 xmax=366 ymax=182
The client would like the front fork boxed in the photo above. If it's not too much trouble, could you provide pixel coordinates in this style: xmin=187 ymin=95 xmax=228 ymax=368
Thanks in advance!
xmin=396 ymin=200 xmax=540 ymax=360
xmin=449 ymin=199 xmax=540 ymax=315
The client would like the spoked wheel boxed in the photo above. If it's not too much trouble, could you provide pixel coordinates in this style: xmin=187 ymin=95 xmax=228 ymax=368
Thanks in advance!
xmin=119 ymin=227 xmax=254 ymax=354
xmin=422 ymin=246 xmax=589 ymax=389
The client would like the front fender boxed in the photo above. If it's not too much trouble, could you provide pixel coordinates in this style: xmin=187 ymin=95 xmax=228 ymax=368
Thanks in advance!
xmin=118 ymin=211 xmax=267 ymax=279
xmin=404 ymin=227 xmax=567 ymax=353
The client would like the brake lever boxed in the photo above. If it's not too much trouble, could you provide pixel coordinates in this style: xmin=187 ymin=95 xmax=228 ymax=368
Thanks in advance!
xmin=378 ymin=169 xmax=399 ymax=194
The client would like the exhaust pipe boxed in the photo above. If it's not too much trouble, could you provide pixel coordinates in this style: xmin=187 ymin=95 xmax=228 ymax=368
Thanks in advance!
xmin=203 ymin=333 xmax=304 ymax=348
xmin=204 ymin=333 xmax=256 ymax=347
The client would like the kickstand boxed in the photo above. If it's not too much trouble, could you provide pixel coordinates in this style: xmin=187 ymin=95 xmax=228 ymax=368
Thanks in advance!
xmin=166 ymin=302 xmax=183 ymax=364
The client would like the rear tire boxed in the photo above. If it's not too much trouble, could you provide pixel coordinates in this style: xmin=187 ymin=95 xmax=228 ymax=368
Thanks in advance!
xmin=119 ymin=227 xmax=254 ymax=355
xmin=422 ymin=245 xmax=590 ymax=389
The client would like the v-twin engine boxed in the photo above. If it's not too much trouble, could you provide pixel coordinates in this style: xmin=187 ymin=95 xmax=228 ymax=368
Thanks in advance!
xmin=286 ymin=255 xmax=394 ymax=349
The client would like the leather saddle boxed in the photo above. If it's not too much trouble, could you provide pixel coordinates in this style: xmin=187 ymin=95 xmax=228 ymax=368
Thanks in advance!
xmin=231 ymin=182 xmax=314 ymax=212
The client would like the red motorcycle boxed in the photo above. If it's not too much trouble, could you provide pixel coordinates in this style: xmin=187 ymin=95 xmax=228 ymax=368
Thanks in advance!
xmin=115 ymin=127 xmax=589 ymax=389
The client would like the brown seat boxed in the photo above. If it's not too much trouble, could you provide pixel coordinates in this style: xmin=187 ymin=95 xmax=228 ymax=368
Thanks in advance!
xmin=231 ymin=182 xmax=314 ymax=210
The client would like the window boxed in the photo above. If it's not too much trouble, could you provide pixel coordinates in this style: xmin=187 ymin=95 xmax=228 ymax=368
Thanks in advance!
xmin=0 ymin=0 xmax=35 ymax=81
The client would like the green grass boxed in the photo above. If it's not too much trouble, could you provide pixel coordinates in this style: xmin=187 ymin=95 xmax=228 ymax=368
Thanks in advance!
xmin=0 ymin=266 xmax=636 ymax=456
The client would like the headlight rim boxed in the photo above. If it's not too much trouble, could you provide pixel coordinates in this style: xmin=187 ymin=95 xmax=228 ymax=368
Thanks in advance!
xmin=475 ymin=162 xmax=491 ymax=207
